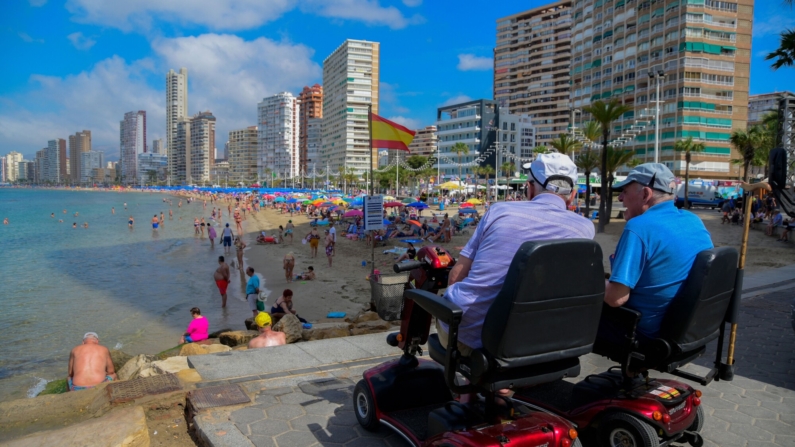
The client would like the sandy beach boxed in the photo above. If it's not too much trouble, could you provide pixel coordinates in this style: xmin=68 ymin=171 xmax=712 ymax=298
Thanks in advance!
xmin=234 ymin=200 xmax=793 ymax=327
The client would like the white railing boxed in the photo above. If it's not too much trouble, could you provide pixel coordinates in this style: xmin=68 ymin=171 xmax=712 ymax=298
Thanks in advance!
xmin=679 ymin=107 xmax=733 ymax=115
xmin=682 ymin=92 xmax=734 ymax=101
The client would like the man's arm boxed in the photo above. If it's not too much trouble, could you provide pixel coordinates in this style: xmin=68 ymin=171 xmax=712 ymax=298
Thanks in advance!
xmin=447 ymin=255 xmax=473 ymax=287
xmin=105 ymin=348 xmax=117 ymax=379
xmin=604 ymin=280 xmax=631 ymax=307
xmin=68 ymin=349 xmax=75 ymax=378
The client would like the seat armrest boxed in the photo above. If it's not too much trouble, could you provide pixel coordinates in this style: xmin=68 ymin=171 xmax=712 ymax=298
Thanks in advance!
xmin=601 ymin=304 xmax=641 ymax=332
xmin=405 ymin=290 xmax=463 ymax=326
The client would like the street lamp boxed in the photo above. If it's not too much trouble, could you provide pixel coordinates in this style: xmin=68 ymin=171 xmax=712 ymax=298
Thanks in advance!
xmin=648 ymin=70 xmax=665 ymax=164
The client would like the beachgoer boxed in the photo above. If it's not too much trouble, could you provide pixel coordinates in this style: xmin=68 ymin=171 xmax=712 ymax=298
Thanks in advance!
xmin=270 ymin=289 xmax=304 ymax=323
xmin=222 ymin=223 xmax=233 ymax=252
xmin=111 ymin=207 xmax=115 ymax=214
xmin=235 ymin=237 xmax=246 ymax=271
xmin=73 ymin=222 xmax=77 ymax=228
xmin=778 ymin=218 xmax=795 ymax=242
xmin=208 ymin=225 xmax=217 ymax=248
xmin=169 ymin=209 xmax=173 ymax=220
xmin=296 ymin=266 xmax=315 ymax=281
xmin=278 ymin=225 xmax=285 ymax=244
xmin=151 ymin=215 xmax=159 ymax=230
xmin=200 ymin=218 xmax=206 ymax=237
xmin=324 ymin=230 xmax=334 ymax=267
xmin=329 ymin=224 xmax=337 ymax=255
xmin=128 ymin=216 xmax=134 ymax=228
xmin=602 ymin=163 xmax=713 ymax=344
xmin=247 ymin=312 xmax=286 ymax=348
xmin=194 ymin=217 xmax=200 ymax=235
xmin=234 ymin=208 xmax=243 ymax=234
xmin=283 ymin=252 xmax=295 ymax=283
xmin=721 ymin=200 xmax=732 ymax=224
xmin=767 ymin=209 xmax=783 ymax=236
xmin=67 ymin=332 xmax=116 ymax=391
xmin=2 ymin=218 xmax=7 ymax=225
xmin=124 ymin=203 xmax=127 ymax=210
xmin=214 ymin=256 xmax=231 ymax=307
xmin=180 ymin=307 xmax=209 ymax=344
xmin=245 ymin=267 xmax=261 ymax=318
xmin=160 ymin=212 xmax=165 ymax=224
xmin=438 ymin=153 xmax=593 ymax=357
xmin=83 ymin=222 xmax=89 ymax=229
xmin=51 ymin=213 xmax=55 ymax=218
xmin=307 ymin=228 xmax=320 ymax=258
xmin=396 ymin=242 xmax=417 ymax=263
xmin=285 ymin=220 xmax=295 ymax=243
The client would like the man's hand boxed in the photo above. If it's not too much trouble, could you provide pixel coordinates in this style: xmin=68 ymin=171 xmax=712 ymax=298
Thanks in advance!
xmin=447 ymin=255 xmax=473 ymax=287
xmin=605 ymin=280 xmax=631 ymax=307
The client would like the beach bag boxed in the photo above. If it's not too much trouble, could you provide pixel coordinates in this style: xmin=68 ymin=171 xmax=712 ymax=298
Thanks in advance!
xmin=256 ymin=291 xmax=268 ymax=311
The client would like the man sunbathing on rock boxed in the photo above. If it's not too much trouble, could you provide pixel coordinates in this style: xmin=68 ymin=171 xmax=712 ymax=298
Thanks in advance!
xmin=248 ymin=312 xmax=286 ymax=349
xmin=68 ymin=332 xmax=117 ymax=391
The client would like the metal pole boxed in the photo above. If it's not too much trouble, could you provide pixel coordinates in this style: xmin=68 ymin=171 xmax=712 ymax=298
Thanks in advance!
xmin=396 ymin=151 xmax=399 ymax=197
xmin=654 ymin=74 xmax=663 ymax=164
xmin=368 ymin=105 xmax=375 ymax=280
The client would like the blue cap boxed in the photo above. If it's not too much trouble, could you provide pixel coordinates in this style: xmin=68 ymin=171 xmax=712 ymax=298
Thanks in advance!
xmin=611 ymin=163 xmax=676 ymax=194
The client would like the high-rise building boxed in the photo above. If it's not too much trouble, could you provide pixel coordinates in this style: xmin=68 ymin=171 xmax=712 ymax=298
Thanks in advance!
xmin=189 ymin=111 xmax=216 ymax=183
xmin=34 ymin=149 xmax=46 ymax=183
xmin=138 ymin=153 xmax=168 ymax=183
xmin=152 ymin=138 xmax=164 ymax=155
xmin=435 ymin=99 xmax=498 ymax=179
xmin=406 ymin=126 xmax=438 ymax=158
xmin=120 ymin=111 xmax=147 ymax=185
xmin=45 ymin=139 xmax=62 ymax=183
xmin=211 ymin=160 xmax=229 ymax=185
xmin=748 ymin=91 xmax=794 ymax=126
xmin=5 ymin=151 xmax=23 ymax=182
xmin=258 ymin=92 xmax=299 ymax=181
xmin=173 ymin=118 xmax=191 ymax=183
xmin=26 ymin=161 xmax=35 ymax=182
xmin=569 ymin=0 xmax=754 ymax=178
xmin=298 ymin=84 xmax=323 ymax=173
xmin=305 ymin=118 xmax=323 ymax=175
xmin=167 ymin=68 xmax=189 ymax=181
xmin=228 ymin=126 xmax=259 ymax=183
xmin=80 ymin=151 xmax=104 ymax=184
xmin=0 ymin=157 xmax=5 ymax=183
xmin=495 ymin=1 xmax=573 ymax=144
xmin=321 ymin=39 xmax=380 ymax=175
xmin=68 ymin=130 xmax=91 ymax=184
xmin=56 ymin=139 xmax=68 ymax=181
xmin=17 ymin=161 xmax=29 ymax=181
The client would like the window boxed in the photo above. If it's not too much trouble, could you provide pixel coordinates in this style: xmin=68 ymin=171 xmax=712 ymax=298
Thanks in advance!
xmin=510 ymin=123 xmax=515 ymax=131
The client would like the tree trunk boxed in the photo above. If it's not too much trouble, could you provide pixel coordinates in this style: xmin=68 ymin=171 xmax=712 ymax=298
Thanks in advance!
xmin=584 ymin=171 xmax=592 ymax=218
xmin=606 ymin=174 xmax=614 ymax=222
xmin=743 ymin=160 xmax=750 ymax=183
xmin=598 ymin=134 xmax=609 ymax=233
xmin=684 ymin=151 xmax=691 ymax=209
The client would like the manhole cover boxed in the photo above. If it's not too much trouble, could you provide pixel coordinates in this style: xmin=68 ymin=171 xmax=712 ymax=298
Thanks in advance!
xmin=107 ymin=373 xmax=182 ymax=404
xmin=187 ymin=384 xmax=250 ymax=410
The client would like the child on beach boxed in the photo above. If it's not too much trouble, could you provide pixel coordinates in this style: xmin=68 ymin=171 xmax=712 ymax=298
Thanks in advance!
xmin=283 ymin=252 xmax=295 ymax=282
xmin=296 ymin=266 xmax=315 ymax=281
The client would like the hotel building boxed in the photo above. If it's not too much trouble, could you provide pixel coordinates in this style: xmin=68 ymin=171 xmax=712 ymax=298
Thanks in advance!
xmin=68 ymin=130 xmax=91 ymax=184
xmin=120 ymin=111 xmax=147 ymax=184
xmin=166 ymin=68 xmax=189 ymax=181
xmin=258 ymin=92 xmax=300 ymax=182
xmin=228 ymin=126 xmax=259 ymax=183
xmin=298 ymin=84 xmax=323 ymax=173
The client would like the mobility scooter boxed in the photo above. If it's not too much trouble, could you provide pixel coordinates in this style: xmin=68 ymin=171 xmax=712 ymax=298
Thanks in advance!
xmin=512 ymin=246 xmax=740 ymax=447
xmin=354 ymin=239 xmax=606 ymax=447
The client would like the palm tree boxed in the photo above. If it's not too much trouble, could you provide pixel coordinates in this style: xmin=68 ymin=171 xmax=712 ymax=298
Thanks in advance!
xmin=575 ymin=150 xmax=600 ymax=218
xmin=476 ymin=165 xmax=495 ymax=201
xmin=674 ymin=137 xmax=706 ymax=208
xmin=549 ymin=133 xmax=583 ymax=155
xmin=766 ymin=29 xmax=795 ymax=70
xmin=604 ymin=147 xmax=636 ymax=221
xmin=451 ymin=142 xmax=469 ymax=189
xmin=584 ymin=99 xmax=634 ymax=233
xmin=533 ymin=145 xmax=551 ymax=155
xmin=730 ymin=127 xmax=764 ymax=182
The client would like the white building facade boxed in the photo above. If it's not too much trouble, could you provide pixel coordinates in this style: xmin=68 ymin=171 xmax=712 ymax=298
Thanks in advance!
xmin=138 ymin=153 xmax=168 ymax=183
xmin=120 ymin=110 xmax=146 ymax=185
xmin=5 ymin=151 xmax=23 ymax=182
xmin=228 ymin=126 xmax=258 ymax=183
xmin=258 ymin=92 xmax=299 ymax=182
xmin=166 ymin=68 xmax=189 ymax=182
xmin=321 ymin=39 xmax=380 ymax=175
xmin=45 ymin=140 xmax=60 ymax=183
xmin=81 ymin=151 xmax=104 ymax=184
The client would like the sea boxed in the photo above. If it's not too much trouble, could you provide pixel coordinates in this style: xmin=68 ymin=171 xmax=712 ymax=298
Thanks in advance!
xmin=0 ymin=188 xmax=258 ymax=402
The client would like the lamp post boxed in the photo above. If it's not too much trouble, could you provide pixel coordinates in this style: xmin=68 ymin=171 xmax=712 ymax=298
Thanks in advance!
xmin=648 ymin=70 xmax=665 ymax=164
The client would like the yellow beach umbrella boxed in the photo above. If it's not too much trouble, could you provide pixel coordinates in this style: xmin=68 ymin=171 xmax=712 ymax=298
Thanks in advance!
xmin=383 ymin=195 xmax=396 ymax=201
xmin=438 ymin=181 xmax=463 ymax=190
xmin=466 ymin=198 xmax=482 ymax=205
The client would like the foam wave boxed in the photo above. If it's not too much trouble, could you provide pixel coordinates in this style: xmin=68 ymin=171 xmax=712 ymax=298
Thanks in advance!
xmin=27 ymin=377 xmax=49 ymax=398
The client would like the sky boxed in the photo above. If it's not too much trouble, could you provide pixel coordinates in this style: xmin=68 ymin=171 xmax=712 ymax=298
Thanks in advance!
xmin=1 ymin=0 xmax=793 ymax=161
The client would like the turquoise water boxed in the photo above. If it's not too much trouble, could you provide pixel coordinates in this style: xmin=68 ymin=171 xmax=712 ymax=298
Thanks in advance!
xmin=0 ymin=189 xmax=257 ymax=401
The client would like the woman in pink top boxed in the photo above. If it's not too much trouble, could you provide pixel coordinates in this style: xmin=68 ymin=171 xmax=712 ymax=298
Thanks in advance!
xmin=181 ymin=307 xmax=209 ymax=343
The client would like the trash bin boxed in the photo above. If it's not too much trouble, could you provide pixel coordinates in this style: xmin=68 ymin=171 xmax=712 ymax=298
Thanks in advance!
xmin=369 ymin=272 xmax=409 ymax=321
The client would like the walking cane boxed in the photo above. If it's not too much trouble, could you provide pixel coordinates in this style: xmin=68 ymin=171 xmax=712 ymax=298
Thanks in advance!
xmin=717 ymin=181 xmax=771 ymax=380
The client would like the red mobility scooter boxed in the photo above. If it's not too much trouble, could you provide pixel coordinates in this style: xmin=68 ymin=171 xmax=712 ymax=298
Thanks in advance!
xmin=354 ymin=239 xmax=607 ymax=447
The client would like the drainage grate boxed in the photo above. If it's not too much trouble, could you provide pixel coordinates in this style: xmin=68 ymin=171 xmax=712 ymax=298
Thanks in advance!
xmin=107 ymin=373 xmax=182 ymax=404
xmin=187 ymin=384 xmax=251 ymax=410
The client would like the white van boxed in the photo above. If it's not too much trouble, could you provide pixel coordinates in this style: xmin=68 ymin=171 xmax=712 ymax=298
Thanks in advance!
xmin=675 ymin=180 xmax=740 ymax=209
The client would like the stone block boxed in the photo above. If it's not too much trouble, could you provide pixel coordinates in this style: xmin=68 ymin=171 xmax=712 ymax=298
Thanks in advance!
xmin=118 ymin=354 xmax=156 ymax=381
xmin=179 ymin=343 xmax=232 ymax=356
xmin=220 ymin=330 xmax=260 ymax=347
xmin=151 ymin=356 xmax=190 ymax=375
xmin=354 ymin=311 xmax=381 ymax=323
xmin=349 ymin=320 xmax=390 ymax=336
xmin=110 ymin=350 xmax=134 ymax=371
xmin=301 ymin=323 xmax=351 ymax=341
xmin=273 ymin=314 xmax=303 ymax=344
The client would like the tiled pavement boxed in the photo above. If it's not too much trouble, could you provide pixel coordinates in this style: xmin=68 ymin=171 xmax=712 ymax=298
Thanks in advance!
xmin=192 ymin=283 xmax=795 ymax=447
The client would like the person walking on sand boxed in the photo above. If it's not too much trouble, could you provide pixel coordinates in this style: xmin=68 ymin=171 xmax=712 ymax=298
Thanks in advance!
xmin=235 ymin=236 xmax=246 ymax=271
xmin=283 ymin=252 xmax=295 ymax=283
xmin=285 ymin=220 xmax=295 ymax=243
xmin=67 ymin=332 xmax=116 ymax=391
xmin=324 ymin=229 xmax=334 ymax=267
xmin=214 ymin=256 xmax=231 ymax=307
xmin=208 ymin=224 xmax=217 ymax=248
xmin=180 ymin=307 xmax=209 ymax=344
xmin=248 ymin=312 xmax=286 ymax=349
xmin=222 ymin=223 xmax=234 ymax=253
xmin=329 ymin=223 xmax=337 ymax=256
xmin=307 ymin=227 xmax=320 ymax=258
xmin=245 ymin=267 xmax=261 ymax=318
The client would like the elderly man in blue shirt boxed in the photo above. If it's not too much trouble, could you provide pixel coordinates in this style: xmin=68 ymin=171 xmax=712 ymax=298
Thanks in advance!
xmin=437 ymin=153 xmax=595 ymax=355
xmin=603 ymin=163 xmax=713 ymax=339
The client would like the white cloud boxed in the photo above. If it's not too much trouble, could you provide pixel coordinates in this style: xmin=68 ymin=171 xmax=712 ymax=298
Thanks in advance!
xmin=67 ymin=32 xmax=96 ymax=50
xmin=402 ymin=0 xmax=422 ymax=6
xmin=440 ymin=94 xmax=472 ymax=107
xmin=457 ymin=54 xmax=493 ymax=71
xmin=18 ymin=32 xmax=44 ymax=43
xmin=0 ymin=34 xmax=321 ymax=159
xmin=753 ymin=15 xmax=795 ymax=37
xmin=29 ymin=0 xmax=47 ymax=6
xmin=387 ymin=116 xmax=422 ymax=130
xmin=65 ymin=0 xmax=422 ymax=31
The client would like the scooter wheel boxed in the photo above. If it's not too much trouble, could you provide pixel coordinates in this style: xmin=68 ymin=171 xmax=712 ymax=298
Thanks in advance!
xmin=354 ymin=380 xmax=379 ymax=432
xmin=688 ymin=405 xmax=705 ymax=433
xmin=599 ymin=413 xmax=660 ymax=447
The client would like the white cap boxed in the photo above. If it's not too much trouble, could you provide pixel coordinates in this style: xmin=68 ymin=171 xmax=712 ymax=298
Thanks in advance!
xmin=524 ymin=153 xmax=579 ymax=195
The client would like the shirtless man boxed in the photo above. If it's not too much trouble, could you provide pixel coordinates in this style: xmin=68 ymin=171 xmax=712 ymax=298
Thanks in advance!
xmin=214 ymin=256 xmax=231 ymax=307
xmin=67 ymin=332 xmax=116 ymax=391
xmin=247 ymin=313 xmax=286 ymax=349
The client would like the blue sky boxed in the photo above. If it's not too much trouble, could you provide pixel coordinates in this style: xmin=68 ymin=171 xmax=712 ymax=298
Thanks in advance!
xmin=1 ymin=0 xmax=793 ymax=160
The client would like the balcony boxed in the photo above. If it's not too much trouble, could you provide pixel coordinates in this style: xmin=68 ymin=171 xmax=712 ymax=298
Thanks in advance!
xmin=436 ymin=126 xmax=481 ymax=136
xmin=438 ymin=137 xmax=481 ymax=147
xmin=437 ymin=114 xmax=480 ymax=125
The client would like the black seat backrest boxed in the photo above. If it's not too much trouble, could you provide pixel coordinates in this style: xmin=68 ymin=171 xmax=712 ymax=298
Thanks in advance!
xmin=481 ymin=240 xmax=605 ymax=368
xmin=659 ymin=247 xmax=738 ymax=352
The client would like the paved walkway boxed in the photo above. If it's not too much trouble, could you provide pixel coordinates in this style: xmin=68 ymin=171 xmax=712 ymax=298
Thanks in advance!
xmin=189 ymin=265 xmax=795 ymax=447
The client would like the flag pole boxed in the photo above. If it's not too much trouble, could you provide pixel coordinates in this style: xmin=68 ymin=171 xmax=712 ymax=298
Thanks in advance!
xmin=368 ymin=105 xmax=375 ymax=281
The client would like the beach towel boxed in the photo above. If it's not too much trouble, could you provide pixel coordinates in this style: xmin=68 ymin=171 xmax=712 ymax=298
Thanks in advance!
xmin=327 ymin=312 xmax=346 ymax=318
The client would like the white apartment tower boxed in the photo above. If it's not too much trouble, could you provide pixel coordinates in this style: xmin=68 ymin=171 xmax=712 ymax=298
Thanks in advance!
xmin=228 ymin=126 xmax=259 ymax=183
xmin=120 ymin=110 xmax=147 ymax=185
xmin=152 ymin=139 xmax=164 ymax=155
xmin=5 ymin=151 xmax=23 ymax=182
xmin=321 ymin=39 xmax=380 ymax=175
xmin=45 ymin=140 xmax=61 ymax=183
xmin=258 ymin=92 xmax=299 ymax=182
xmin=189 ymin=111 xmax=216 ymax=183
xmin=166 ymin=68 xmax=189 ymax=181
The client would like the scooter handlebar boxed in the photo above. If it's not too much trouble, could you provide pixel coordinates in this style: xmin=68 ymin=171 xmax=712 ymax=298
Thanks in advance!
xmin=393 ymin=260 xmax=424 ymax=273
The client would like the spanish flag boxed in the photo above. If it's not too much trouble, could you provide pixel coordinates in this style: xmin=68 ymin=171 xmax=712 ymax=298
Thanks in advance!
xmin=370 ymin=113 xmax=416 ymax=152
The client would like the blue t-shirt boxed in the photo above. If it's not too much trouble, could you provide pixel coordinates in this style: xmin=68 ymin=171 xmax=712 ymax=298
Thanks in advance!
xmin=246 ymin=275 xmax=260 ymax=295
xmin=610 ymin=201 xmax=713 ymax=337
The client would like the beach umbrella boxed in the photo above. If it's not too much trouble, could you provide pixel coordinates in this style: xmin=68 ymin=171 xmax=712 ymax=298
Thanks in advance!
xmin=342 ymin=197 xmax=354 ymax=203
xmin=383 ymin=219 xmax=392 ymax=225
xmin=407 ymin=220 xmax=422 ymax=227
xmin=274 ymin=197 xmax=286 ymax=202
xmin=459 ymin=202 xmax=473 ymax=208
xmin=466 ymin=198 xmax=482 ymax=205
xmin=401 ymin=197 xmax=414 ymax=204
xmin=302 ymin=200 xmax=312 ymax=205
xmin=286 ymin=198 xmax=298 ymax=204
xmin=312 ymin=199 xmax=325 ymax=205
xmin=438 ymin=181 xmax=464 ymax=190
xmin=344 ymin=210 xmax=363 ymax=218
xmin=408 ymin=202 xmax=428 ymax=209
xmin=458 ymin=208 xmax=478 ymax=214
xmin=319 ymin=202 xmax=335 ymax=207
xmin=332 ymin=198 xmax=346 ymax=205
xmin=263 ymin=194 xmax=276 ymax=199
xmin=383 ymin=195 xmax=396 ymax=201
xmin=384 ymin=201 xmax=403 ymax=208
